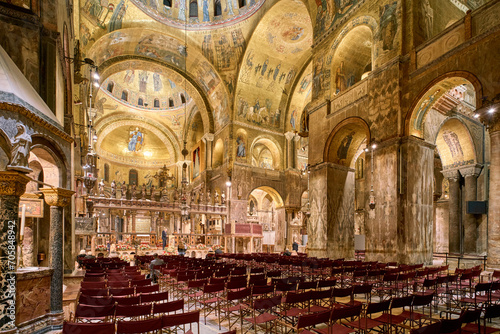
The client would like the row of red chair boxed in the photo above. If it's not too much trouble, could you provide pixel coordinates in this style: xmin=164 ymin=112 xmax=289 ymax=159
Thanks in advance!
xmin=63 ymin=309 xmax=199 ymax=334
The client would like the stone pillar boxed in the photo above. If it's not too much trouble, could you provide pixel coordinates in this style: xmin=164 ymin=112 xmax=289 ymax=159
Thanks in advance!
xmin=202 ymin=133 xmax=214 ymax=170
xmin=39 ymin=187 xmax=74 ymax=315
xmin=442 ymin=169 xmax=460 ymax=254
xmin=307 ymin=163 xmax=329 ymax=258
xmin=399 ymin=137 xmax=435 ymax=264
xmin=284 ymin=132 xmax=295 ymax=170
xmin=483 ymin=110 xmax=500 ymax=268
xmin=460 ymin=164 xmax=482 ymax=254
xmin=0 ymin=172 xmax=30 ymax=332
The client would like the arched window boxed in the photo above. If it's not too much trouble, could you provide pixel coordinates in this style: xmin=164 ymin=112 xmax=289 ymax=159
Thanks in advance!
xmin=138 ymin=97 xmax=144 ymax=106
xmin=154 ymin=98 xmax=160 ymax=108
xmin=169 ymin=98 xmax=174 ymax=107
xmin=104 ymin=163 xmax=109 ymax=182
xmin=180 ymin=93 xmax=186 ymax=104
xmin=129 ymin=169 xmax=138 ymax=186
xmin=163 ymin=0 xmax=172 ymax=7
xmin=189 ymin=0 xmax=198 ymax=17
xmin=121 ymin=90 xmax=128 ymax=101
xmin=214 ymin=0 xmax=222 ymax=16
xmin=107 ymin=81 xmax=114 ymax=93
xmin=239 ymin=0 xmax=245 ymax=7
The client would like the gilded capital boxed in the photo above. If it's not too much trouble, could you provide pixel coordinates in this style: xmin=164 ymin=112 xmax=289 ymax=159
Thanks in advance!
xmin=0 ymin=171 xmax=31 ymax=196
xmin=40 ymin=187 xmax=75 ymax=207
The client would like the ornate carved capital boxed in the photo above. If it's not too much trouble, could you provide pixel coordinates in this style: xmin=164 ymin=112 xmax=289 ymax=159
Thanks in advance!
xmin=459 ymin=164 xmax=483 ymax=178
xmin=441 ymin=169 xmax=460 ymax=182
xmin=0 ymin=171 xmax=31 ymax=196
xmin=284 ymin=131 xmax=296 ymax=141
xmin=40 ymin=187 xmax=75 ymax=207
xmin=201 ymin=133 xmax=214 ymax=142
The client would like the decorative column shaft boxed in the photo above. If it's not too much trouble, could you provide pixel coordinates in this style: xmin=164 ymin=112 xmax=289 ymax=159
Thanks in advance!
xmin=284 ymin=132 xmax=295 ymax=170
xmin=40 ymin=187 xmax=74 ymax=314
xmin=460 ymin=165 xmax=482 ymax=254
xmin=202 ymin=133 xmax=214 ymax=170
xmin=442 ymin=169 xmax=460 ymax=254
xmin=0 ymin=171 xmax=30 ymax=332
xmin=488 ymin=126 xmax=500 ymax=266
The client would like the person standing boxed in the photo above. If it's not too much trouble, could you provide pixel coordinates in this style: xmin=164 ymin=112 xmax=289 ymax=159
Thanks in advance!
xmin=162 ymin=227 xmax=168 ymax=250
xmin=149 ymin=253 xmax=164 ymax=283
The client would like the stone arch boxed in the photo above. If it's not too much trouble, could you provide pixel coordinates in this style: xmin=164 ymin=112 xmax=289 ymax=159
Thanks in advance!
xmin=95 ymin=113 xmax=180 ymax=163
xmin=249 ymin=135 xmax=283 ymax=170
xmin=30 ymin=135 xmax=69 ymax=188
xmin=405 ymin=71 xmax=483 ymax=138
xmin=328 ymin=22 xmax=376 ymax=96
xmin=323 ymin=117 xmax=371 ymax=166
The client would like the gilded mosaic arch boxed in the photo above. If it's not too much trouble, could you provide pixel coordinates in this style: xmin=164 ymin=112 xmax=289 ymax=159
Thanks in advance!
xmin=95 ymin=116 xmax=180 ymax=164
xmin=87 ymin=28 xmax=231 ymax=131
xmin=96 ymin=57 xmax=214 ymax=134
xmin=323 ymin=116 xmax=371 ymax=167
xmin=405 ymin=71 xmax=483 ymax=138
xmin=249 ymin=135 xmax=283 ymax=170
xmin=435 ymin=117 xmax=477 ymax=170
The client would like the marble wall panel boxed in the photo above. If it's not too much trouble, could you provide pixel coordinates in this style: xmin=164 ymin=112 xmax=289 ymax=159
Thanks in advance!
xmin=364 ymin=142 xmax=399 ymax=262
xmin=326 ymin=165 xmax=355 ymax=259
xmin=15 ymin=275 xmax=51 ymax=326
xmin=434 ymin=200 xmax=449 ymax=253
xmin=401 ymin=139 xmax=434 ymax=264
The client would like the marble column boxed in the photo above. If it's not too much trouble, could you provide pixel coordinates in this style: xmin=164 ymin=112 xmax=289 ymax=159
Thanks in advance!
xmin=0 ymin=171 xmax=30 ymax=332
xmin=284 ymin=132 xmax=295 ymax=170
xmin=39 ymin=187 xmax=74 ymax=315
xmin=202 ymin=133 xmax=214 ymax=170
xmin=307 ymin=163 xmax=329 ymax=258
xmin=460 ymin=164 xmax=482 ymax=254
xmin=483 ymin=110 xmax=500 ymax=268
xmin=442 ymin=169 xmax=460 ymax=254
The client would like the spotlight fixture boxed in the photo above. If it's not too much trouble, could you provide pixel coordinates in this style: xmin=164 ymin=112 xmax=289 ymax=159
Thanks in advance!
xmin=473 ymin=113 xmax=480 ymax=118
xmin=364 ymin=148 xmax=369 ymax=152
xmin=93 ymin=72 xmax=100 ymax=80
xmin=93 ymin=81 xmax=100 ymax=88
xmin=371 ymin=143 xmax=377 ymax=149
xmin=226 ymin=179 xmax=232 ymax=187
xmin=488 ymin=108 xmax=495 ymax=114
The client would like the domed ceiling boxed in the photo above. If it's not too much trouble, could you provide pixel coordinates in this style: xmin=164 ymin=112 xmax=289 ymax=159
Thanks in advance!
xmin=234 ymin=0 xmax=313 ymax=131
xmin=131 ymin=0 xmax=266 ymax=30
xmin=102 ymin=70 xmax=190 ymax=111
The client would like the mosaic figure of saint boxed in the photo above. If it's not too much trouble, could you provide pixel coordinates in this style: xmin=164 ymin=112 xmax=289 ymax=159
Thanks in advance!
xmin=128 ymin=127 xmax=144 ymax=152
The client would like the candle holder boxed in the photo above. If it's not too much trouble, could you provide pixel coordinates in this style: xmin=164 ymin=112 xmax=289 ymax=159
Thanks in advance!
xmin=18 ymin=234 xmax=24 ymax=269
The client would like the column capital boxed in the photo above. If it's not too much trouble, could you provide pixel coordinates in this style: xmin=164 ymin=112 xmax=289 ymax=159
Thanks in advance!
xmin=176 ymin=160 xmax=191 ymax=167
xmin=0 ymin=171 xmax=31 ymax=196
xmin=441 ymin=168 xmax=460 ymax=181
xmin=459 ymin=164 xmax=483 ymax=178
xmin=40 ymin=187 xmax=75 ymax=207
xmin=201 ymin=133 xmax=215 ymax=142
xmin=284 ymin=131 xmax=296 ymax=141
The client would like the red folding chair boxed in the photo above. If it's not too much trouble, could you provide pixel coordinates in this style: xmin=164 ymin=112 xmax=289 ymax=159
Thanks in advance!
xmin=220 ymin=287 xmax=252 ymax=331
xmin=109 ymin=287 xmax=135 ymax=296
xmin=113 ymin=295 xmax=141 ymax=306
xmin=162 ymin=310 xmax=200 ymax=334
xmin=116 ymin=317 xmax=162 ymax=334
xmin=140 ymin=291 xmax=169 ymax=304
xmin=81 ymin=281 xmax=107 ymax=289
xmin=80 ymin=288 xmax=108 ymax=297
xmin=136 ymin=284 xmax=160 ymax=294
xmin=244 ymin=294 xmax=282 ymax=334
xmin=78 ymin=295 xmax=114 ymax=307
xmin=62 ymin=321 xmax=115 ymax=334
xmin=152 ymin=299 xmax=184 ymax=316
xmin=132 ymin=279 xmax=152 ymax=287
xmin=73 ymin=304 xmax=116 ymax=323
xmin=115 ymin=303 xmax=152 ymax=321
xmin=315 ymin=304 xmax=362 ymax=334
xmin=346 ymin=299 xmax=391 ymax=333
xmin=287 ymin=309 xmax=330 ymax=334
